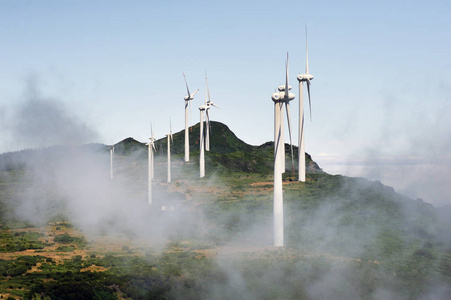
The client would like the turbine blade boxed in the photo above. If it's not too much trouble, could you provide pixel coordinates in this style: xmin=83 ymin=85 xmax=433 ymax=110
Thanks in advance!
xmin=192 ymin=89 xmax=199 ymax=97
xmin=207 ymin=81 xmax=211 ymax=103
xmin=285 ymin=102 xmax=295 ymax=174
xmin=183 ymin=72 xmax=191 ymax=97
xmin=307 ymin=82 xmax=312 ymax=121
xmin=205 ymin=71 xmax=208 ymax=105
xmin=305 ymin=26 xmax=309 ymax=75
xmin=208 ymin=120 xmax=211 ymax=138
xmin=212 ymin=103 xmax=220 ymax=109
xmin=285 ymin=52 xmax=289 ymax=98
xmin=274 ymin=125 xmax=281 ymax=161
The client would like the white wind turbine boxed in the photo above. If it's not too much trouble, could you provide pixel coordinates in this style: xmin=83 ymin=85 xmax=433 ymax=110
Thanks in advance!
xmin=199 ymin=101 xmax=208 ymax=178
xmin=109 ymin=145 xmax=114 ymax=180
xmin=271 ymin=52 xmax=295 ymax=247
xmin=166 ymin=119 xmax=173 ymax=183
xmin=199 ymin=73 xmax=211 ymax=178
xmin=183 ymin=73 xmax=199 ymax=162
xmin=278 ymin=60 xmax=296 ymax=176
xmin=297 ymin=27 xmax=314 ymax=182
xmin=204 ymin=74 xmax=219 ymax=151
xmin=146 ymin=124 xmax=156 ymax=205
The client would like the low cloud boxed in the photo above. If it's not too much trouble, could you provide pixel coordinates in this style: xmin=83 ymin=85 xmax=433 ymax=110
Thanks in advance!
xmin=1 ymin=76 xmax=98 ymax=151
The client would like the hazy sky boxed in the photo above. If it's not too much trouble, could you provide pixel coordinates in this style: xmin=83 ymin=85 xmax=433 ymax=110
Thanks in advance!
xmin=1 ymin=0 xmax=450 ymax=206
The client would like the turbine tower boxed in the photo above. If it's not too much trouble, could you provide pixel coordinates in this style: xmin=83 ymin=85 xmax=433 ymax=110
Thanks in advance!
xmin=146 ymin=124 xmax=156 ymax=205
xmin=276 ymin=85 xmax=286 ymax=173
xmin=297 ymin=26 xmax=314 ymax=182
xmin=109 ymin=145 xmax=114 ymax=180
xmin=199 ymin=72 xmax=212 ymax=178
xmin=183 ymin=73 xmax=199 ymax=162
xmin=199 ymin=102 xmax=208 ymax=178
xmin=271 ymin=52 xmax=295 ymax=247
xmin=204 ymin=74 xmax=220 ymax=151
xmin=166 ymin=120 xmax=173 ymax=183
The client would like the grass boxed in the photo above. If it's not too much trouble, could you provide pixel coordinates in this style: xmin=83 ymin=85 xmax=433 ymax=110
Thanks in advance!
xmin=0 ymin=122 xmax=450 ymax=299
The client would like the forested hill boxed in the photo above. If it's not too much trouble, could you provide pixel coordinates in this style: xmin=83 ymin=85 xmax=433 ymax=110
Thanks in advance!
xmin=112 ymin=121 xmax=323 ymax=174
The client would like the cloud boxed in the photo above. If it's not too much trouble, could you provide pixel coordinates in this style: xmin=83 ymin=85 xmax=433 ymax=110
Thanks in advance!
xmin=320 ymin=77 xmax=451 ymax=207
xmin=2 ymin=76 xmax=98 ymax=151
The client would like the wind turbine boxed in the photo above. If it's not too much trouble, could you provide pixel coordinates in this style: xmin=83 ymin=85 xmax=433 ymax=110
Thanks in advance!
xmin=183 ymin=73 xmax=199 ymax=162
xmin=278 ymin=58 xmax=296 ymax=176
xmin=146 ymin=124 xmax=156 ymax=205
xmin=199 ymin=72 xmax=212 ymax=178
xmin=109 ymin=145 xmax=114 ymax=180
xmin=166 ymin=119 xmax=173 ymax=183
xmin=271 ymin=52 xmax=295 ymax=247
xmin=204 ymin=73 xmax=220 ymax=151
xmin=297 ymin=26 xmax=314 ymax=182
xmin=199 ymin=102 xmax=208 ymax=178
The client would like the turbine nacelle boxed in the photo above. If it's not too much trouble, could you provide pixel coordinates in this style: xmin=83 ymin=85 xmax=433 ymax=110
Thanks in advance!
xmin=206 ymin=101 xmax=220 ymax=109
xmin=146 ymin=141 xmax=156 ymax=151
xmin=278 ymin=85 xmax=292 ymax=92
xmin=282 ymin=92 xmax=295 ymax=102
xmin=271 ymin=91 xmax=295 ymax=102
xmin=297 ymin=74 xmax=314 ymax=82
xmin=184 ymin=89 xmax=199 ymax=101
xmin=271 ymin=92 xmax=281 ymax=102
xmin=199 ymin=104 xmax=208 ymax=111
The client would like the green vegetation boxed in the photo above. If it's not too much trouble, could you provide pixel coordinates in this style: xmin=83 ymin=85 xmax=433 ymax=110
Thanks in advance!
xmin=0 ymin=231 xmax=48 ymax=252
xmin=53 ymin=233 xmax=86 ymax=247
xmin=0 ymin=121 xmax=449 ymax=299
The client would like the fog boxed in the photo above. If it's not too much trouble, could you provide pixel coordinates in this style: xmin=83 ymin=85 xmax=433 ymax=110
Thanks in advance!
xmin=318 ymin=80 xmax=451 ymax=208
xmin=0 ymin=82 xmax=449 ymax=299
xmin=1 ymin=77 xmax=98 ymax=151
xmin=0 ymin=81 xmax=204 ymax=250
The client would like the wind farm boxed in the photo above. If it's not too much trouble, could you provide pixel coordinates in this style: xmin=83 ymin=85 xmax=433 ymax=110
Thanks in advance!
xmin=1 ymin=118 xmax=450 ymax=298
xmin=1 ymin=1 xmax=450 ymax=298
xmin=0 ymin=33 xmax=449 ymax=300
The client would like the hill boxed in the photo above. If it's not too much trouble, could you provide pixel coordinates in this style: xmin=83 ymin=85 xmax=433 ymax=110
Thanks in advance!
xmin=0 ymin=121 xmax=449 ymax=299
xmin=112 ymin=121 xmax=323 ymax=174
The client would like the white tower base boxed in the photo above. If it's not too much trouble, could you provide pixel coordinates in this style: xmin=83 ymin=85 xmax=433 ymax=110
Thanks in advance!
xmin=167 ymin=135 xmax=171 ymax=183
xmin=185 ymin=102 xmax=190 ymax=162
xmin=200 ymin=111 xmax=205 ymax=178
xmin=274 ymin=101 xmax=284 ymax=247
xmin=148 ymin=146 xmax=152 ymax=205
xmin=298 ymin=83 xmax=306 ymax=182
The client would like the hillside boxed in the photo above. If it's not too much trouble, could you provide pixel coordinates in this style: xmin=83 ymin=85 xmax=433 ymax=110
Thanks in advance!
xmin=0 ymin=122 xmax=449 ymax=299
xmin=112 ymin=121 xmax=323 ymax=175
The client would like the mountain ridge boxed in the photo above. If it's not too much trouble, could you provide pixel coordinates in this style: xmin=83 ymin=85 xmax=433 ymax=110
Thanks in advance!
xmin=112 ymin=121 xmax=323 ymax=174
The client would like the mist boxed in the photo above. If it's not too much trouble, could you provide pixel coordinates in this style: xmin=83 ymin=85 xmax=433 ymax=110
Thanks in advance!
xmin=1 ymin=77 xmax=98 ymax=152
xmin=0 ymin=80 xmax=205 ymax=251
xmin=0 ymin=80 xmax=449 ymax=299
xmin=321 ymin=79 xmax=451 ymax=208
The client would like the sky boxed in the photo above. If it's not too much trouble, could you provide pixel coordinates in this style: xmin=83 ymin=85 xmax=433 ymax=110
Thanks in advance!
xmin=1 ymin=0 xmax=450 ymax=206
